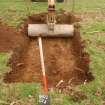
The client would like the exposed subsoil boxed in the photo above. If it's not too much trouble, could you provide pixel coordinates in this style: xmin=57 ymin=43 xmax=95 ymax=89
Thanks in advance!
xmin=1 ymin=11 xmax=93 ymax=87
xmin=0 ymin=22 xmax=28 ymax=52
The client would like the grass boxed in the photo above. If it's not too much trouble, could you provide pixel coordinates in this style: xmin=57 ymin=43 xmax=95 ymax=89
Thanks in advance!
xmin=0 ymin=0 xmax=105 ymax=104
xmin=0 ymin=83 xmax=41 ymax=105
xmin=0 ymin=53 xmax=9 ymax=74
xmin=0 ymin=0 xmax=105 ymax=26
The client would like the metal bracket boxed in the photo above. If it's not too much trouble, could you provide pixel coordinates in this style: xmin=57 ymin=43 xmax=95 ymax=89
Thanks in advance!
xmin=47 ymin=5 xmax=56 ymax=31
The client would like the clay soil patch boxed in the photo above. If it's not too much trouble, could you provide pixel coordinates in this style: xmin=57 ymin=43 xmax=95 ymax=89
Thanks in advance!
xmin=1 ymin=12 xmax=93 ymax=87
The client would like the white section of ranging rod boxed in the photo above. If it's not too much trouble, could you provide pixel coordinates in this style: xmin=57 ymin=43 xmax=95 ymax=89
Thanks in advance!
xmin=48 ymin=0 xmax=55 ymax=6
xmin=38 ymin=37 xmax=46 ymax=76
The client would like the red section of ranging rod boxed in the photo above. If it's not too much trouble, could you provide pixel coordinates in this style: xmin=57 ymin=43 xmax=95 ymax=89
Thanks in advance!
xmin=43 ymin=75 xmax=48 ymax=94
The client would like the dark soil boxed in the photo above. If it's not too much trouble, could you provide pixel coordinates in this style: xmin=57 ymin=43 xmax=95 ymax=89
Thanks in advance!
xmin=1 ymin=11 xmax=93 ymax=87
xmin=0 ymin=22 xmax=28 ymax=52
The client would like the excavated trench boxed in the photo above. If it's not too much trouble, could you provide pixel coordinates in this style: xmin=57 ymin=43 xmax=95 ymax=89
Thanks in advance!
xmin=0 ymin=12 xmax=93 ymax=87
